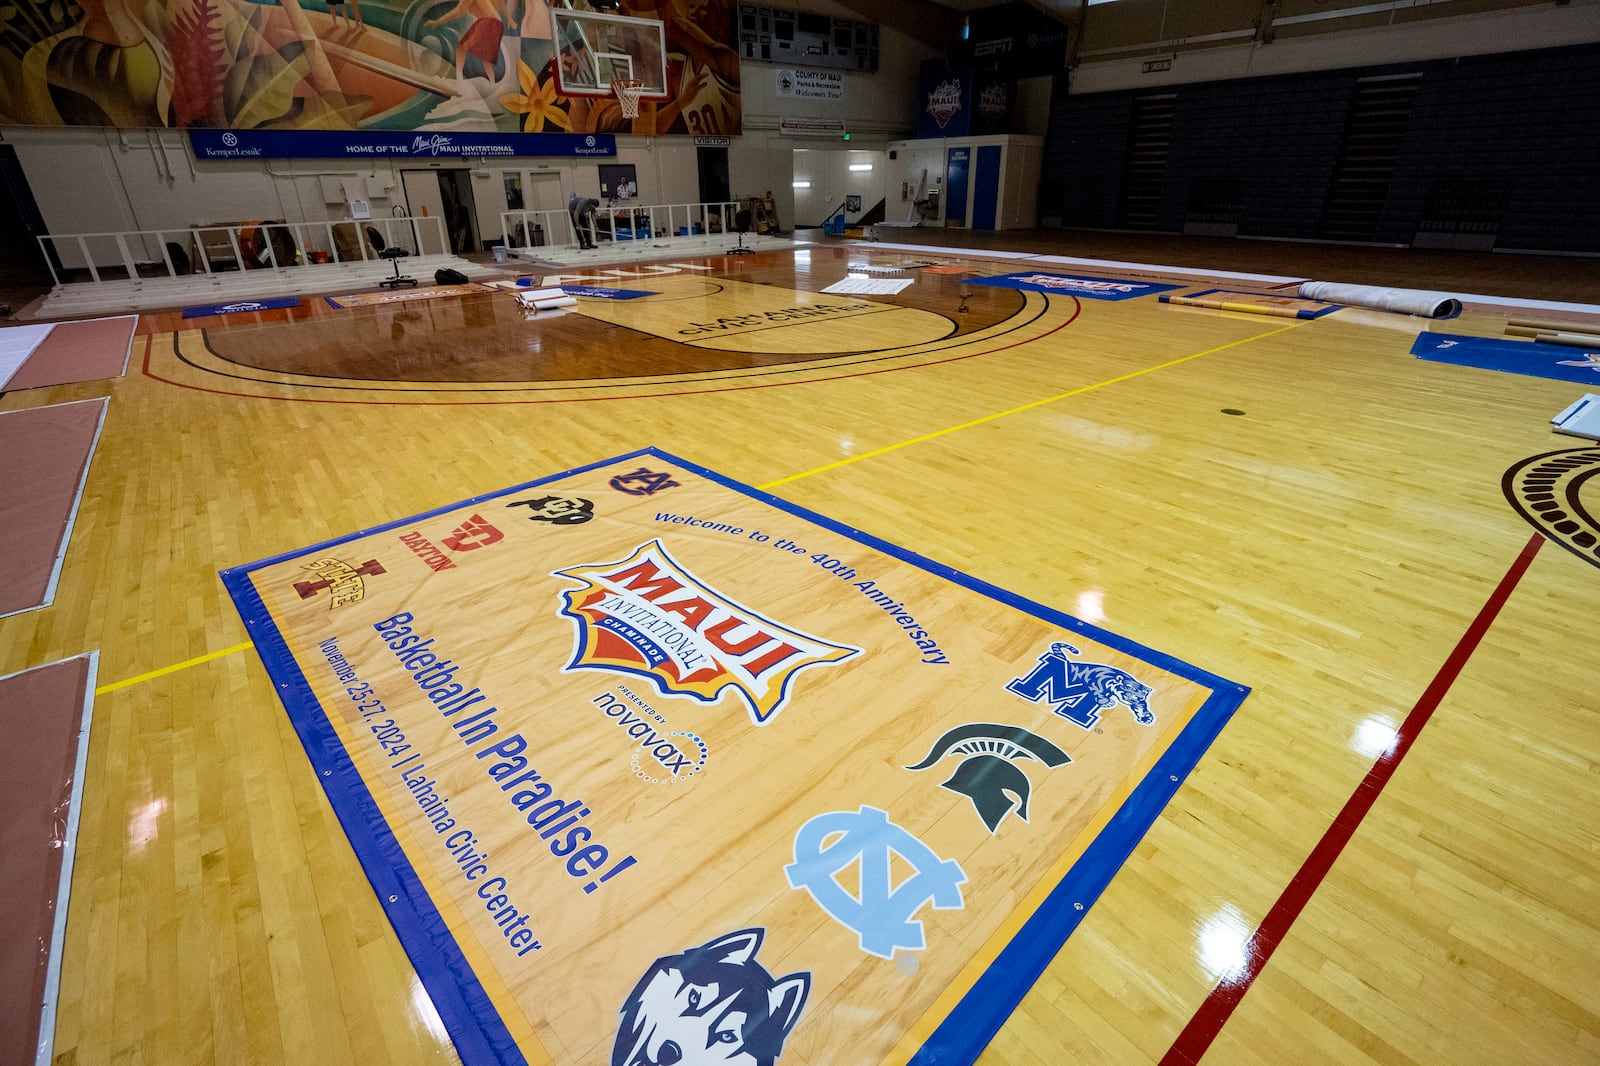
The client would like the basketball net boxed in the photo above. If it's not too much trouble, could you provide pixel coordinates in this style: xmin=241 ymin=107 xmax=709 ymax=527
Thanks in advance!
xmin=612 ymin=79 xmax=644 ymax=119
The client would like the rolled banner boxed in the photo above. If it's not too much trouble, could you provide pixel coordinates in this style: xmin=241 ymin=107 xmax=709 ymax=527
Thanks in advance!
xmin=515 ymin=288 xmax=567 ymax=307
xmin=1297 ymin=281 xmax=1461 ymax=318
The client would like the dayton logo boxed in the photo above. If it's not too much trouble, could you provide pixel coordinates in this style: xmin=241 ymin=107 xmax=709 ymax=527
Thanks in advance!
xmin=1005 ymin=642 xmax=1155 ymax=729
xmin=905 ymin=723 xmax=1071 ymax=833
xmin=440 ymin=513 xmax=504 ymax=551
xmin=612 ymin=928 xmax=810 ymax=1066
xmin=1014 ymin=274 xmax=1139 ymax=293
xmin=293 ymin=557 xmax=385 ymax=608
xmin=219 ymin=301 xmax=268 ymax=313
xmin=555 ymin=540 xmax=859 ymax=725
xmin=926 ymin=79 xmax=962 ymax=129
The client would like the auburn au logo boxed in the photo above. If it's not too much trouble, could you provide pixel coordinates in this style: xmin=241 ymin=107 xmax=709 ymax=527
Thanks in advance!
xmin=554 ymin=540 xmax=859 ymax=726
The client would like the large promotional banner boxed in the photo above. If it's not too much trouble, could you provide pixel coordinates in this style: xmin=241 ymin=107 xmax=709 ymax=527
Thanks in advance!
xmin=222 ymin=450 xmax=1247 ymax=1065
xmin=0 ymin=0 xmax=738 ymax=136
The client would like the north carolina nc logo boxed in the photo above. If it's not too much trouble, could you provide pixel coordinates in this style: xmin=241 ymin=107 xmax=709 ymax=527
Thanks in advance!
xmin=785 ymin=805 xmax=965 ymax=958
xmin=555 ymin=540 xmax=859 ymax=726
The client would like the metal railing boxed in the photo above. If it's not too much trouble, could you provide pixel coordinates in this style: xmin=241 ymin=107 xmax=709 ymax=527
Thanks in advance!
xmin=36 ymin=215 xmax=449 ymax=287
xmin=499 ymin=200 xmax=741 ymax=252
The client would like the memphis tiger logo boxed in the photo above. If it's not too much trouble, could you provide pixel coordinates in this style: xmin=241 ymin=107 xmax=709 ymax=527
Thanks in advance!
xmin=555 ymin=541 xmax=859 ymax=726
xmin=1005 ymin=641 xmax=1155 ymax=730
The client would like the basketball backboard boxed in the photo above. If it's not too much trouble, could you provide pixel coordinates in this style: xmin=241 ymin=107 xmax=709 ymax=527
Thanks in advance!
xmin=550 ymin=8 xmax=669 ymax=100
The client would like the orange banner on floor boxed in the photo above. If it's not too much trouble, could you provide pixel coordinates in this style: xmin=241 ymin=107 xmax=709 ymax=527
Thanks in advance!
xmin=223 ymin=450 xmax=1246 ymax=1065
xmin=326 ymin=283 xmax=497 ymax=309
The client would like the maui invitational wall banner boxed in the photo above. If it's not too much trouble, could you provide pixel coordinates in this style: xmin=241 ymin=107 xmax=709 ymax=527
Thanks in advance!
xmin=1 ymin=0 xmax=739 ymax=136
xmin=222 ymin=449 xmax=1247 ymax=1065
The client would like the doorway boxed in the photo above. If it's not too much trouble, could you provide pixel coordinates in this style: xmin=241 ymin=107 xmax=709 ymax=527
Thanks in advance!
xmin=0 ymin=146 xmax=54 ymax=293
xmin=697 ymin=147 xmax=730 ymax=204
xmin=400 ymin=169 xmax=481 ymax=255
xmin=439 ymin=169 xmax=479 ymax=253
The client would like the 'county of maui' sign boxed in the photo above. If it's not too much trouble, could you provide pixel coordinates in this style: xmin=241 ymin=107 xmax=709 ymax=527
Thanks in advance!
xmin=188 ymin=130 xmax=617 ymax=160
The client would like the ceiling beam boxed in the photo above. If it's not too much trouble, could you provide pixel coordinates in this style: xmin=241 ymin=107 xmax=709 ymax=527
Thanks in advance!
xmin=825 ymin=0 xmax=962 ymax=51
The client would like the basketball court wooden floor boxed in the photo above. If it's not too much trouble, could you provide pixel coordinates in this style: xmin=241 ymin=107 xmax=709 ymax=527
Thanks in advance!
xmin=2 ymin=237 xmax=1596 ymax=1065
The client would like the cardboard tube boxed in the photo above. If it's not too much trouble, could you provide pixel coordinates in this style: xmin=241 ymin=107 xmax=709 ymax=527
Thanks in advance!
xmin=1162 ymin=294 xmax=1308 ymax=319
xmin=1507 ymin=316 xmax=1600 ymax=333
xmin=1533 ymin=332 xmax=1600 ymax=349
xmin=534 ymin=297 xmax=578 ymax=310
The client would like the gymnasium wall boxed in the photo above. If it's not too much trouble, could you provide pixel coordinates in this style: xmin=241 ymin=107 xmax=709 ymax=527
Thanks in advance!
xmin=1043 ymin=40 xmax=1600 ymax=253
xmin=0 ymin=0 xmax=938 ymax=253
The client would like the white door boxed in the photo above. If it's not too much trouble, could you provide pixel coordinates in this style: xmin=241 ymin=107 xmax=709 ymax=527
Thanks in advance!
xmin=400 ymin=169 xmax=448 ymax=255
xmin=525 ymin=171 xmax=567 ymax=244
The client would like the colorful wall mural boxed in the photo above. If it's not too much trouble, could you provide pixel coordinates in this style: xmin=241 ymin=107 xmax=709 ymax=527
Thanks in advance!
xmin=0 ymin=0 xmax=740 ymax=135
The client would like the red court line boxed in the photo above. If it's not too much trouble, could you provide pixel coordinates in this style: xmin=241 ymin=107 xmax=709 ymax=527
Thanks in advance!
xmin=1161 ymin=531 xmax=1547 ymax=1066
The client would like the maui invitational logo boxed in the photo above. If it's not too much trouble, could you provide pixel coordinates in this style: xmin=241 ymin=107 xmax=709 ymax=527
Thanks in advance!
xmin=554 ymin=540 xmax=859 ymax=726
xmin=978 ymin=82 xmax=1010 ymax=123
xmin=926 ymin=79 xmax=962 ymax=129
xmin=1012 ymin=274 xmax=1142 ymax=293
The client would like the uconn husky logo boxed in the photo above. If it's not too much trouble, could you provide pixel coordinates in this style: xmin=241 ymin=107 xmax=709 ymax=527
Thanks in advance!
xmin=1005 ymin=642 xmax=1155 ymax=729
xmin=613 ymin=928 xmax=810 ymax=1066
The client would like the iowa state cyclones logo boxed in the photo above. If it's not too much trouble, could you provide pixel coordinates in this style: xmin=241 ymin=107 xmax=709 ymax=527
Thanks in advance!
xmin=555 ymin=540 xmax=859 ymax=726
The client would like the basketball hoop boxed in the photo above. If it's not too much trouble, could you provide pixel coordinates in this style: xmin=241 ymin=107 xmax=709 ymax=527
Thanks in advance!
xmin=612 ymin=79 xmax=644 ymax=119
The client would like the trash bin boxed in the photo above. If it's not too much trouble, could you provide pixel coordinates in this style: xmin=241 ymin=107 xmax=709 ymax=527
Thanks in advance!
xmin=492 ymin=243 xmax=509 ymax=264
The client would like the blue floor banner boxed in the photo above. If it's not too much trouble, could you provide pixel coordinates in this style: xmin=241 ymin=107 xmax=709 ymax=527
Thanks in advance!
xmin=181 ymin=297 xmax=302 ymax=319
xmin=221 ymin=450 xmax=1247 ymax=1066
xmin=556 ymin=285 xmax=655 ymax=300
xmin=968 ymin=272 xmax=1182 ymax=301
xmin=1413 ymin=332 xmax=1600 ymax=384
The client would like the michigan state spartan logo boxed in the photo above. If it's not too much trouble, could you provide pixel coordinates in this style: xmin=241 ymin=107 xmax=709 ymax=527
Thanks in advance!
xmin=555 ymin=540 xmax=859 ymax=726
xmin=1005 ymin=642 xmax=1155 ymax=729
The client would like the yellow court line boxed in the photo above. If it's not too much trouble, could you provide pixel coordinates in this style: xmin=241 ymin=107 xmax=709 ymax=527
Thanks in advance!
xmin=96 ymin=641 xmax=253 ymax=695
xmin=758 ymin=322 xmax=1301 ymax=489
xmin=102 ymin=324 xmax=1294 ymax=693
